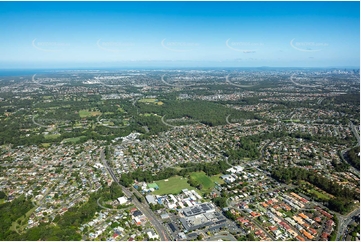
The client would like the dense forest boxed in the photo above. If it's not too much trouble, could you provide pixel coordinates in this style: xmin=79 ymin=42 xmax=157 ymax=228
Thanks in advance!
xmin=0 ymin=194 xmax=34 ymax=240
xmin=345 ymin=146 xmax=360 ymax=170
xmin=224 ymin=137 xmax=260 ymax=161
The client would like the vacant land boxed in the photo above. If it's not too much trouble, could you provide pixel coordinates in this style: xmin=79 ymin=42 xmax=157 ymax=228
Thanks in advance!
xmin=139 ymin=98 xmax=157 ymax=103
xmin=44 ymin=134 xmax=61 ymax=140
xmin=79 ymin=110 xmax=101 ymax=118
xmin=138 ymin=98 xmax=163 ymax=105
xmin=152 ymin=176 xmax=200 ymax=195
xmin=308 ymin=189 xmax=332 ymax=200
xmin=62 ymin=136 xmax=86 ymax=144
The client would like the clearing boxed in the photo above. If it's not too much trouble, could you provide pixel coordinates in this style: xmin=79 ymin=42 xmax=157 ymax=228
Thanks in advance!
xmin=79 ymin=109 xmax=102 ymax=118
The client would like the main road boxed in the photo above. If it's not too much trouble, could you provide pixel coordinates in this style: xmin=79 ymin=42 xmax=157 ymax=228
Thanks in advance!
xmin=100 ymin=149 xmax=171 ymax=241
xmin=336 ymin=207 xmax=360 ymax=241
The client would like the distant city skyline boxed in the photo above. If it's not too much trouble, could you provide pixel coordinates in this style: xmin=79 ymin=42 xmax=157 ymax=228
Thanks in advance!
xmin=0 ymin=1 xmax=359 ymax=68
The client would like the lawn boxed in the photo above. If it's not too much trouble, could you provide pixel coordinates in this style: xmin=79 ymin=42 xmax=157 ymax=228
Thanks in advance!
xmin=308 ymin=189 xmax=332 ymax=200
xmin=41 ymin=143 xmax=51 ymax=148
xmin=44 ymin=134 xmax=61 ymax=140
xmin=190 ymin=172 xmax=214 ymax=189
xmin=210 ymin=174 xmax=224 ymax=185
xmin=138 ymin=98 xmax=157 ymax=103
xmin=152 ymin=176 xmax=200 ymax=195
xmin=62 ymin=136 xmax=86 ymax=144
xmin=189 ymin=172 xmax=224 ymax=194
xmin=79 ymin=109 xmax=101 ymax=118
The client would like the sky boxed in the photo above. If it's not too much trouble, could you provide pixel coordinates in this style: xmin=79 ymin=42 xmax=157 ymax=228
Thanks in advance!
xmin=0 ymin=1 xmax=359 ymax=68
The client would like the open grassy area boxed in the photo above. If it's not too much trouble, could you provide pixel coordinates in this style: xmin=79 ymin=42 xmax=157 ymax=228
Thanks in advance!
xmin=152 ymin=176 xmax=200 ymax=195
xmin=41 ymin=143 xmax=51 ymax=148
xmin=44 ymin=134 xmax=61 ymax=140
xmin=79 ymin=109 xmax=101 ymax=118
xmin=308 ymin=189 xmax=332 ymax=200
xmin=210 ymin=174 xmax=224 ymax=184
xmin=138 ymin=98 xmax=157 ymax=103
xmin=190 ymin=172 xmax=214 ymax=189
xmin=189 ymin=172 xmax=224 ymax=194
xmin=62 ymin=136 xmax=86 ymax=144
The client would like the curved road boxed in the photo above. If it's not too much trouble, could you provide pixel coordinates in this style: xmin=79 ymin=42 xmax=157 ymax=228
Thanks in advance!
xmin=32 ymin=115 xmax=50 ymax=128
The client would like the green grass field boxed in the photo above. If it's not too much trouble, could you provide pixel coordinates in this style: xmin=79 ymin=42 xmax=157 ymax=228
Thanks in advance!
xmin=138 ymin=98 xmax=163 ymax=105
xmin=138 ymin=98 xmax=157 ymax=103
xmin=308 ymin=189 xmax=332 ymax=200
xmin=152 ymin=176 xmax=200 ymax=195
xmin=189 ymin=172 xmax=224 ymax=194
xmin=79 ymin=109 xmax=101 ymax=118
xmin=190 ymin=172 xmax=213 ymax=189
xmin=62 ymin=136 xmax=86 ymax=144
xmin=44 ymin=134 xmax=61 ymax=140
xmin=41 ymin=143 xmax=51 ymax=148
xmin=210 ymin=174 xmax=224 ymax=184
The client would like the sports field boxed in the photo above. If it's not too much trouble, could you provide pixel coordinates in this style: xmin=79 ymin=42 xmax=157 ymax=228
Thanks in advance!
xmin=190 ymin=172 xmax=224 ymax=194
xmin=152 ymin=176 xmax=198 ymax=195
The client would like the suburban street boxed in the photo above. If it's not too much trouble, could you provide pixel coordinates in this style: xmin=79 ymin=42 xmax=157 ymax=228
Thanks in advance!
xmin=100 ymin=149 xmax=171 ymax=241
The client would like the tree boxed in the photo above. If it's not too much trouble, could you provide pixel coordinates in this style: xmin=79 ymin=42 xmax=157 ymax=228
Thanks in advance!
xmin=0 ymin=191 xmax=6 ymax=199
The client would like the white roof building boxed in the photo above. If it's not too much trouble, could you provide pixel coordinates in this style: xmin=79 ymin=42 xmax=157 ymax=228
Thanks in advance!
xmin=117 ymin=196 xmax=128 ymax=205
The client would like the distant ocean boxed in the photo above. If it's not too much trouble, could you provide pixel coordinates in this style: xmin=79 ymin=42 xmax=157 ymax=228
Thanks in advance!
xmin=0 ymin=69 xmax=50 ymax=77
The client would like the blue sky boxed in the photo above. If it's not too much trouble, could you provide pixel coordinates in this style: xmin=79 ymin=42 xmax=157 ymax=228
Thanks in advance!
xmin=0 ymin=1 xmax=359 ymax=68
